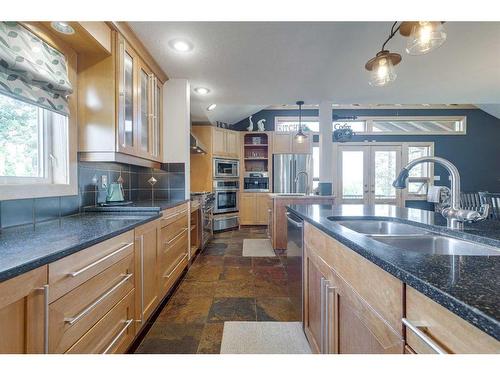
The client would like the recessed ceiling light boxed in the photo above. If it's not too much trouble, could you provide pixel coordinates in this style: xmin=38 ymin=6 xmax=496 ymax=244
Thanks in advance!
xmin=206 ymin=104 xmax=217 ymax=111
xmin=51 ymin=22 xmax=75 ymax=35
xmin=168 ymin=39 xmax=193 ymax=52
xmin=194 ymin=87 xmax=210 ymax=95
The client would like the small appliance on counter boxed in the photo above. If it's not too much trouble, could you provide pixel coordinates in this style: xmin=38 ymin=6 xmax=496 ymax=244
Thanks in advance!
xmin=243 ymin=172 xmax=269 ymax=192
xmin=98 ymin=181 xmax=133 ymax=206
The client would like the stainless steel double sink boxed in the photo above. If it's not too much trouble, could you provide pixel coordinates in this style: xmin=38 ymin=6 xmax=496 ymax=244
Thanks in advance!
xmin=329 ymin=219 xmax=500 ymax=256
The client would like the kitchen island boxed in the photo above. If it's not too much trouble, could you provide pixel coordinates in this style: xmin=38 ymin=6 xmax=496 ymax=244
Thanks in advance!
xmin=288 ymin=203 xmax=500 ymax=353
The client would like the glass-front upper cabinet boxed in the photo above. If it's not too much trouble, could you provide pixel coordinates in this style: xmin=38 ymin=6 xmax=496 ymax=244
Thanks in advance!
xmin=117 ymin=34 xmax=138 ymax=154
xmin=152 ymin=77 xmax=162 ymax=160
xmin=138 ymin=62 xmax=152 ymax=157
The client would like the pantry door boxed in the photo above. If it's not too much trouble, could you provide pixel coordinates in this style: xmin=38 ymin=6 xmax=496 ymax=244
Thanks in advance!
xmin=337 ymin=145 xmax=402 ymax=206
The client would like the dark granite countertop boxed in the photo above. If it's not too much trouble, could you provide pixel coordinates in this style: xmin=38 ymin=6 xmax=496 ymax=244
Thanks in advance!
xmin=0 ymin=212 xmax=160 ymax=283
xmin=84 ymin=198 xmax=189 ymax=213
xmin=287 ymin=204 xmax=500 ymax=341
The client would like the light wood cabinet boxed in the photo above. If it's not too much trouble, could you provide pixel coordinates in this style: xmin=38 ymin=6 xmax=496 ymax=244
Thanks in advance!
xmin=303 ymin=245 xmax=335 ymax=353
xmin=272 ymin=132 xmax=312 ymax=154
xmin=79 ymin=26 xmax=164 ymax=165
xmin=303 ymin=222 xmax=404 ymax=354
xmin=405 ymin=286 xmax=500 ymax=354
xmin=158 ymin=203 xmax=190 ymax=296
xmin=0 ymin=266 xmax=47 ymax=354
xmin=212 ymin=127 xmax=240 ymax=159
xmin=134 ymin=220 xmax=159 ymax=330
xmin=239 ymin=193 xmax=269 ymax=225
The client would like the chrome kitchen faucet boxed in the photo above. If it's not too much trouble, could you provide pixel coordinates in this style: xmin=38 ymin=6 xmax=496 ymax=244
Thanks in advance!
xmin=393 ymin=156 xmax=489 ymax=229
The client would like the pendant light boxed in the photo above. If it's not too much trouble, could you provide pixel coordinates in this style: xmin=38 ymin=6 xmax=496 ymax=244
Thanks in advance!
xmin=365 ymin=22 xmax=402 ymax=87
xmin=365 ymin=50 xmax=401 ymax=87
xmin=400 ymin=21 xmax=447 ymax=55
xmin=295 ymin=100 xmax=307 ymax=143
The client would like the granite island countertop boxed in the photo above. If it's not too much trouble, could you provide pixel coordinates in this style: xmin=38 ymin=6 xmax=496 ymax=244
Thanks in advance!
xmin=0 ymin=212 xmax=160 ymax=283
xmin=287 ymin=204 xmax=500 ymax=341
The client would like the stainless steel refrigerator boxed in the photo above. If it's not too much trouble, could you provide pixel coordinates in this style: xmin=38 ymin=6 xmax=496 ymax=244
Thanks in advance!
xmin=273 ymin=154 xmax=312 ymax=194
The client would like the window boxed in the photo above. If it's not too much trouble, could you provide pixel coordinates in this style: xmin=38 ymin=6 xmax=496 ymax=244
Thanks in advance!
xmin=312 ymin=146 xmax=320 ymax=190
xmin=404 ymin=143 xmax=434 ymax=199
xmin=275 ymin=116 xmax=466 ymax=135
xmin=0 ymin=93 xmax=69 ymax=185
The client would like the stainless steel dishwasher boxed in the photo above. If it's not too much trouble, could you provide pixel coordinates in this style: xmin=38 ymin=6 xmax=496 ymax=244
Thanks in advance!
xmin=286 ymin=210 xmax=304 ymax=323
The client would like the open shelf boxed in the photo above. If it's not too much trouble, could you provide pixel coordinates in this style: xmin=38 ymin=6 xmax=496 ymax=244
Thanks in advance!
xmin=243 ymin=133 xmax=270 ymax=173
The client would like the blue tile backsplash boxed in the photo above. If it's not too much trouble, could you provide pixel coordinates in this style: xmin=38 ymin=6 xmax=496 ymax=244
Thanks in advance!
xmin=0 ymin=161 xmax=185 ymax=229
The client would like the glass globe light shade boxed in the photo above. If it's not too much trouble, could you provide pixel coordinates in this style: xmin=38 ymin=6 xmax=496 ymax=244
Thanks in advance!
xmin=406 ymin=21 xmax=447 ymax=55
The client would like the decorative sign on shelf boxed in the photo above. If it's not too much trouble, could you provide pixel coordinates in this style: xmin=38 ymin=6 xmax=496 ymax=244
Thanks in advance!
xmin=333 ymin=123 xmax=355 ymax=142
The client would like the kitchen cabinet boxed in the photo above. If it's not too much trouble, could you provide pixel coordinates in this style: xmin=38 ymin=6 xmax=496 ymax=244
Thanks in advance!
xmin=303 ymin=245 xmax=335 ymax=353
xmin=303 ymin=222 xmax=404 ymax=354
xmin=0 ymin=266 xmax=48 ymax=354
xmin=405 ymin=286 xmax=500 ymax=354
xmin=212 ymin=127 xmax=240 ymax=159
xmin=134 ymin=220 xmax=159 ymax=329
xmin=239 ymin=193 xmax=269 ymax=225
xmin=272 ymin=132 xmax=312 ymax=154
xmin=79 ymin=24 xmax=165 ymax=167
xmin=158 ymin=203 xmax=190 ymax=296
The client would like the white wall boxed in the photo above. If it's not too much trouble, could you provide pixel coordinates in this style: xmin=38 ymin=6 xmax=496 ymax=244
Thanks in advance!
xmin=162 ymin=79 xmax=191 ymax=198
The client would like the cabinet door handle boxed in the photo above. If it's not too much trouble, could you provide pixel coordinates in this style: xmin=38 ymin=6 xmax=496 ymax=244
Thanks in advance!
xmin=320 ymin=277 xmax=326 ymax=353
xmin=65 ymin=273 xmax=133 ymax=326
xmin=162 ymin=209 xmax=188 ymax=221
xmin=402 ymin=318 xmax=447 ymax=354
xmin=139 ymin=235 xmax=144 ymax=324
xmin=165 ymin=228 xmax=188 ymax=247
xmin=324 ymin=280 xmax=336 ymax=354
xmin=102 ymin=319 xmax=134 ymax=354
xmin=37 ymin=284 xmax=50 ymax=354
xmin=68 ymin=242 xmax=133 ymax=277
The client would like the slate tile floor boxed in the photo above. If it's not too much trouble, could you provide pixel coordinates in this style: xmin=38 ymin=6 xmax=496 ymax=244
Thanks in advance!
xmin=135 ymin=226 xmax=302 ymax=354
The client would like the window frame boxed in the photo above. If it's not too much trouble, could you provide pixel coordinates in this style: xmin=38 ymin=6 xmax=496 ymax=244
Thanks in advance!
xmin=274 ymin=115 xmax=467 ymax=135
xmin=0 ymin=22 xmax=77 ymax=201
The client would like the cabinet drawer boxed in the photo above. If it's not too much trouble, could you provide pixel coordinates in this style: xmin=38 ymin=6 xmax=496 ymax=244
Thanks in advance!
xmin=160 ymin=203 xmax=189 ymax=227
xmin=405 ymin=287 xmax=500 ymax=354
xmin=158 ymin=231 xmax=188 ymax=295
xmin=49 ymin=231 xmax=134 ymax=302
xmin=66 ymin=289 xmax=135 ymax=354
xmin=49 ymin=254 xmax=134 ymax=353
xmin=161 ymin=215 xmax=188 ymax=245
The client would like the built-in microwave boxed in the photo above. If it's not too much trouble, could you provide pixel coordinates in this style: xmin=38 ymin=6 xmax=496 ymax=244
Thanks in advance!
xmin=213 ymin=158 xmax=239 ymax=179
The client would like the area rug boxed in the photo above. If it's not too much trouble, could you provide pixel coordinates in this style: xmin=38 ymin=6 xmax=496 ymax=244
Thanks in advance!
xmin=242 ymin=239 xmax=275 ymax=257
xmin=220 ymin=321 xmax=311 ymax=354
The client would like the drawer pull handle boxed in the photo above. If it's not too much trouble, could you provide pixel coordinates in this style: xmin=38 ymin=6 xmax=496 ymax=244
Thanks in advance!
xmin=36 ymin=284 xmax=50 ymax=354
xmin=102 ymin=319 xmax=134 ymax=354
xmin=402 ymin=318 xmax=447 ymax=354
xmin=163 ymin=254 xmax=188 ymax=279
xmin=69 ymin=242 xmax=134 ymax=277
xmin=162 ymin=209 xmax=188 ymax=221
xmin=65 ymin=273 xmax=133 ymax=326
xmin=165 ymin=228 xmax=188 ymax=246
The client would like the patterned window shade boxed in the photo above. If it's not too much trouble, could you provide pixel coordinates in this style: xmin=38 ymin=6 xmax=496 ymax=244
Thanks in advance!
xmin=0 ymin=22 xmax=73 ymax=115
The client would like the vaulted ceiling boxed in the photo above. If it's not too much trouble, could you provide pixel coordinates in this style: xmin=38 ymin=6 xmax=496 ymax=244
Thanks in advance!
xmin=129 ymin=22 xmax=500 ymax=124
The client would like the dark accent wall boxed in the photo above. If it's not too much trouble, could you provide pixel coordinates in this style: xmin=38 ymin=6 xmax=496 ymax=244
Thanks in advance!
xmin=0 ymin=161 xmax=185 ymax=230
xmin=233 ymin=108 xmax=500 ymax=192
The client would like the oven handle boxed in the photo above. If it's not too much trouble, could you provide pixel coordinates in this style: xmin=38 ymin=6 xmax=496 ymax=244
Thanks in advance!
xmin=286 ymin=212 xmax=303 ymax=228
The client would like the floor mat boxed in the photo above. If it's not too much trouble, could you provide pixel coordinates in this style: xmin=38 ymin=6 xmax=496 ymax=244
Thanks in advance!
xmin=220 ymin=321 xmax=311 ymax=354
xmin=242 ymin=239 xmax=275 ymax=257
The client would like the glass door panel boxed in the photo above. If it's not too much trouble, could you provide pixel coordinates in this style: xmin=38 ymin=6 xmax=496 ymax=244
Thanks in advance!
xmin=339 ymin=147 xmax=368 ymax=204
xmin=123 ymin=51 xmax=134 ymax=148
xmin=153 ymin=82 xmax=161 ymax=158
xmin=139 ymin=68 xmax=150 ymax=153
xmin=370 ymin=146 xmax=401 ymax=205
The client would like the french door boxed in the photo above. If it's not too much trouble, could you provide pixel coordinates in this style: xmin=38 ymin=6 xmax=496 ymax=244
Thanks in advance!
xmin=337 ymin=145 xmax=402 ymax=206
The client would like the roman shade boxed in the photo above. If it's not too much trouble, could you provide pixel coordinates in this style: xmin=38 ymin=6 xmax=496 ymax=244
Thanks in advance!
xmin=0 ymin=22 xmax=73 ymax=115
